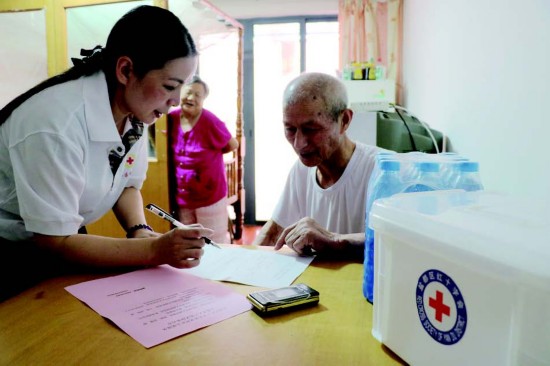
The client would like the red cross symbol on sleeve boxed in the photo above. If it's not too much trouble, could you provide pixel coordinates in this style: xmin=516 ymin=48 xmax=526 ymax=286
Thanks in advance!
xmin=126 ymin=156 xmax=134 ymax=166
xmin=429 ymin=290 xmax=451 ymax=322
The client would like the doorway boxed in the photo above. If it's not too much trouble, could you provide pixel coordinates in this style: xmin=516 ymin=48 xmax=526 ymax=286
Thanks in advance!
xmin=241 ymin=17 xmax=339 ymax=223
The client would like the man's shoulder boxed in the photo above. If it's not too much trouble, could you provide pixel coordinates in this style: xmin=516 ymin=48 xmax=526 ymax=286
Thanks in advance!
xmin=346 ymin=143 xmax=386 ymax=183
xmin=354 ymin=142 xmax=387 ymax=160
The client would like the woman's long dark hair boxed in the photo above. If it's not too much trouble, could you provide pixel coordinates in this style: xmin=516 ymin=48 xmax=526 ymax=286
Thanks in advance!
xmin=0 ymin=5 xmax=197 ymax=125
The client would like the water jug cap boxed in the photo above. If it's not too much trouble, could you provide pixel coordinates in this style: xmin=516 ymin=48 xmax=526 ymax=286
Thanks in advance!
xmin=417 ymin=161 xmax=439 ymax=172
xmin=380 ymin=160 xmax=400 ymax=171
xmin=460 ymin=161 xmax=479 ymax=172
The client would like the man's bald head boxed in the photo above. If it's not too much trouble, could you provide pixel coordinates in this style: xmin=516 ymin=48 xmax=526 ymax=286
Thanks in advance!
xmin=283 ymin=72 xmax=348 ymax=122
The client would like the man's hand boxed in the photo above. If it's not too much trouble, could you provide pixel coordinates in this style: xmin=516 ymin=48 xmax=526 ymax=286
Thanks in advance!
xmin=274 ymin=217 xmax=344 ymax=255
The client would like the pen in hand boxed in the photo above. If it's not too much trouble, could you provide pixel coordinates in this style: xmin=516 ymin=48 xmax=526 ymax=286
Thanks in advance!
xmin=145 ymin=203 xmax=222 ymax=249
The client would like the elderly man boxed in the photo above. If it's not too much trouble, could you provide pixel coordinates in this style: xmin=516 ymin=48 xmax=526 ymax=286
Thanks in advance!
xmin=252 ymin=72 xmax=384 ymax=257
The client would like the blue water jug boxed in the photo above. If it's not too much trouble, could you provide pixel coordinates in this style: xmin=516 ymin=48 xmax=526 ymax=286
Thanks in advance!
xmin=364 ymin=160 xmax=402 ymax=303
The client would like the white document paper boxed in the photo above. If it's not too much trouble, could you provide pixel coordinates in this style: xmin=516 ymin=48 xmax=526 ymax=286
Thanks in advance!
xmin=183 ymin=245 xmax=315 ymax=288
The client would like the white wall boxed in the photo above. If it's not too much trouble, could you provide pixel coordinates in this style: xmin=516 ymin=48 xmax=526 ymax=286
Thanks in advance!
xmin=402 ymin=0 xmax=550 ymax=206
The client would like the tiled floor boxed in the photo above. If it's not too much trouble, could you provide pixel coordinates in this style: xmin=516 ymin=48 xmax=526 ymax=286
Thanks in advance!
xmin=231 ymin=224 xmax=262 ymax=245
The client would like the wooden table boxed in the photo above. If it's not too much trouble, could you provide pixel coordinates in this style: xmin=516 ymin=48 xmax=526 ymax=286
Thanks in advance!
xmin=0 ymin=247 xmax=406 ymax=365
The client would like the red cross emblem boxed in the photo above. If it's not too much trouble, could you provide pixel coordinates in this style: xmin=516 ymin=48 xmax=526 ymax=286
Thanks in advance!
xmin=126 ymin=156 xmax=134 ymax=165
xmin=416 ymin=269 xmax=467 ymax=345
xmin=429 ymin=290 xmax=450 ymax=322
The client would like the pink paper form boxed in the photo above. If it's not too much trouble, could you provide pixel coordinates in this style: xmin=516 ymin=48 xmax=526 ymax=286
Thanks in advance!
xmin=65 ymin=265 xmax=252 ymax=348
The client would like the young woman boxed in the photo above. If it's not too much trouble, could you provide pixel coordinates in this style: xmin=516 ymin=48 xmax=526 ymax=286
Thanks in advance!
xmin=0 ymin=5 xmax=212 ymax=301
xmin=168 ymin=76 xmax=239 ymax=243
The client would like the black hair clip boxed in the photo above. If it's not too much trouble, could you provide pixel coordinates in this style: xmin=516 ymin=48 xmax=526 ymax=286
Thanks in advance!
xmin=71 ymin=45 xmax=104 ymax=67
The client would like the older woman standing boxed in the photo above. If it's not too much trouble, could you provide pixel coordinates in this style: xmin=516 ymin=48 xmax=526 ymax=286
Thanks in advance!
xmin=168 ymin=76 xmax=239 ymax=244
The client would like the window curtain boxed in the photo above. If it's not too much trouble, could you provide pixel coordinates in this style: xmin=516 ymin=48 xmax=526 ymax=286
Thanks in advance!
xmin=338 ymin=0 xmax=402 ymax=80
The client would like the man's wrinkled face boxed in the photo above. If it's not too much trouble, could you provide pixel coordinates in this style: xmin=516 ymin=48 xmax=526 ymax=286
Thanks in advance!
xmin=283 ymin=98 xmax=343 ymax=167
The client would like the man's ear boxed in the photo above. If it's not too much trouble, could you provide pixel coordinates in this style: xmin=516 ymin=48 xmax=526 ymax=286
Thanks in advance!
xmin=115 ymin=56 xmax=133 ymax=85
xmin=340 ymin=108 xmax=354 ymax=133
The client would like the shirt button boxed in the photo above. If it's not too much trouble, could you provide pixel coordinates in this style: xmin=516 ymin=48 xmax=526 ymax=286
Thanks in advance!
xmin=117 ymin=147 xmax=123 ymax=152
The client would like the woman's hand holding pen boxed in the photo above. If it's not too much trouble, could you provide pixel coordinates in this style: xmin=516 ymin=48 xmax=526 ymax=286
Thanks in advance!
xmin=150 ymin=225 xmax=214 ymax=269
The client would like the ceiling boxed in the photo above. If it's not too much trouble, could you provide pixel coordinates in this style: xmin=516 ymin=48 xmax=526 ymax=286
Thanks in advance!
xmin=205 ymin=0 xmax=338 ymax=20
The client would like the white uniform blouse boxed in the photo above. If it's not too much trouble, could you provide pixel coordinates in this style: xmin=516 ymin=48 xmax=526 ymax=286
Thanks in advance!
xmin=0 ymin=71 xmax=148 ymax=240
